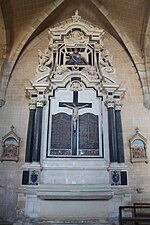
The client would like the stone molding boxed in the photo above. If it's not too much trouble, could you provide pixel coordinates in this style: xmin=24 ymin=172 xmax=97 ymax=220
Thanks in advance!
xmin=25 ymin=11 xmax=125 ymax=101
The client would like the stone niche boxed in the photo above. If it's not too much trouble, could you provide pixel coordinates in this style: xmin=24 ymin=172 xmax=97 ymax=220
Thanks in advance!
xmin=129 ymin=128 xmax=149 ymax=163
xmin=20 ymin=10 xmax=128 ymax=224
xmin=0 ymin=125 xmax=20 ymax=162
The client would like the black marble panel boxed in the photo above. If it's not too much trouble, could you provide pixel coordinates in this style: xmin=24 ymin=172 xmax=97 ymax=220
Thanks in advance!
xmin=121 ymin=171 xmax=127 ymax=185
xmin=50 ymin=113 xmax=71 ymax=153
xmin=22 ymin=171 xmax=29 ymax=185
xmin=79 ymin=113 xmax=99 ymax=155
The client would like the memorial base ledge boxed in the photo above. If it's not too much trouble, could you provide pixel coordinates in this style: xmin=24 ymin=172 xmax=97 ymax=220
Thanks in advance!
xmin=22 ymin=162 xmax=42 ymax=170
xmin=108 ymin=162 xmax=127 ymax=170
xmin=18 ymin=184 xmax=113 ymax=200
xmin=37 ymin=191 xmax=113 ymax=200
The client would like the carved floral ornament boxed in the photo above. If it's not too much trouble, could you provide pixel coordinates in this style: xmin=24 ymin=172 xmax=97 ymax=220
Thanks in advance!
xmin=36 ymin=10 xmax=114 ymax=73
xmin=25 ymin=10 xmax=124 ymax=103
xmin=0 ymin=125 xmax=20 ymax=162
xmin=129 ymin=127 xmax=149 ymax=163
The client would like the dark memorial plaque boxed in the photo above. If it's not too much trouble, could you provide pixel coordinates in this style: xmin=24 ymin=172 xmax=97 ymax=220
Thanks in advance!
xmin=50 ymin=113 xmax=71 ymax=155
xmin=79 ymin=113 xmax=99 ymax=156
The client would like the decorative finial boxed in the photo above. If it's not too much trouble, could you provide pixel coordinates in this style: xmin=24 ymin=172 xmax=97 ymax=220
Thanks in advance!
xmin=11 ymin=125 xmax=14 ymax=131
xmin=75 ymin=10 xmax=78 ymax=16
xmin=72 ymin=10 xmax=81 ymax=22
xmin=135 ymin=127 xmax=139 ymax=133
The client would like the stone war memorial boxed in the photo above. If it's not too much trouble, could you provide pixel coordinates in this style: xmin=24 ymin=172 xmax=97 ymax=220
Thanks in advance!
xmin=0 ymin=1 xmax=150 ymax=225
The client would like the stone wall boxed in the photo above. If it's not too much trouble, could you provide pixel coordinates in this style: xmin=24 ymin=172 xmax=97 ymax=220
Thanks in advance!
xmin=0 ymin=28 xmax=150 ymax=222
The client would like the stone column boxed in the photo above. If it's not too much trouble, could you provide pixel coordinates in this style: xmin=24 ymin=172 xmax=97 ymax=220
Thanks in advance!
xmin=32 ymin=101 xmax=44 ymax=162
xmin=25 ymin=103 xmax=36 ymax=162
xmin=107 ymin=101 xmax=117 ymax=162
xmin=115 ymin=103 xmax=125 ymax=163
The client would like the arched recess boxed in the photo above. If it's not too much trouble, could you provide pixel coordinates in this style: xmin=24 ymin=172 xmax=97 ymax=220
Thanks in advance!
xmin=0 ymin=7 xmax=6 ymax=65
xmin=0 ymin=3 xmax=12 ymax=106
xmin=0 ymin=0 xmax=149 ymax=110
xmin=143 ymin=11 xmax=150 ymax=108
xmin=0 ymin=0 xmax=13 ymax=107
xmin=91 ymin=0 xmax=150 ymax=109
xmin=0 ymin=0 xmax=65 ymax=107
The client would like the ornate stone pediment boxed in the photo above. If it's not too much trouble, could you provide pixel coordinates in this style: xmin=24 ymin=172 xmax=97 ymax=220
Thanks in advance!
xmin=25 ymin=10 xmax=124 ymax=100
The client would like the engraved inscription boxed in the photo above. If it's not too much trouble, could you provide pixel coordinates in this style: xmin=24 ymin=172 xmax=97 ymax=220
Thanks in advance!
xmin=50 ymin=113 xmax=71 ymax=155
xmin=79 ymin=113 xmax=99 ymax=155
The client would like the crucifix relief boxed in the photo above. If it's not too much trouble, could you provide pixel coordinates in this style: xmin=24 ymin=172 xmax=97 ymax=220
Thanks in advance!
xmin=59 ymin=91 xmax=92 ymax=155
xmin=49 ymin=88 xmax=101 ymax=157
xmin=62 ymin=103 xmax=89 ymax=131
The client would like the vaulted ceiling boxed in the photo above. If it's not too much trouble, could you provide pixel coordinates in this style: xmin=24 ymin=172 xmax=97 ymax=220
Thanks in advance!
xmin=0 ymin=0 xmax=150 ymax=108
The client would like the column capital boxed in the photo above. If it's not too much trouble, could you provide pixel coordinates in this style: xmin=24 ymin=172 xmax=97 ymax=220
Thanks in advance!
xmin=29 ymin=103 xmax=36 ymax=110
xmin=115 ymin=99 xmax=122 ymax=110
xmin=36 ymin=101 xmax=44 ymax=107
xmin=115 ymin=103 xmax=122 ymax=111
xmin=29 ymin=98 xmax=37 ymax=109
xmin=36 ymin=95 xmax=46 ymax=107
xmin=105 ymin=99 xmax=115 ymax=108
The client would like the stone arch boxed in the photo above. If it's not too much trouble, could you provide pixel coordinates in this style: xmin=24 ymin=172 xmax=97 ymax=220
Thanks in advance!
xmin=0 ymin=7 xmax=7 ymax=65
xmin=143 ymin=11 xmax=150 ymax=108
xmin=0 ymin=0 xmax=149 ymax=110
xmin=91 ymin=0 xmax=150 ymax=109
xmin=0 ymin=0 xmax=65 ymax=106
xmin=0 ymin=5 xmax=10 ymax=107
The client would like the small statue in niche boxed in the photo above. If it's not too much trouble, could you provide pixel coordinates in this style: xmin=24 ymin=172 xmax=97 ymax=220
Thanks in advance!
xmin=66 ymin=48 xmax=88 ymax=65
xmin=38 ymin=45 xmax=52 ymax=72
xmin=1 ymin=125 xmax=20 ymax=162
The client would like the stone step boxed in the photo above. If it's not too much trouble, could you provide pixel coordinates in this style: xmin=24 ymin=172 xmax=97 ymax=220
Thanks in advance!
xmin=14 ymin=222 xmax=112 ymax=225
xmin=31 ymin=218 xmax=113 ymax=225
xmin=13 ymin=218 xmax=117 ymax=225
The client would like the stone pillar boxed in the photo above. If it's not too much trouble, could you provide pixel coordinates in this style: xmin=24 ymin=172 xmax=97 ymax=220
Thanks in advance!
xmin=32 ymin=101 xmax=44 ymax=162
xmin=25 ymin=103 xmax=36 ymax=162
xmin=107 ymin=101 xmax=117 ymax=162
xmin=115 ymin=103 xmax=125 ymax=163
